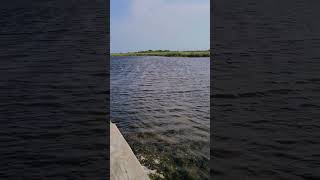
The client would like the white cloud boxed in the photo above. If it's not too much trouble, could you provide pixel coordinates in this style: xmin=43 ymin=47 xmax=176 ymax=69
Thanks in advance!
xmin=111 ymin=0 xmax=210 ymax=53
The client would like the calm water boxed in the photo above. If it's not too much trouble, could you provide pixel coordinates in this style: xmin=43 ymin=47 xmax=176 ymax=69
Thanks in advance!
xmin=111 ymin=56 xmax=210 ymax=179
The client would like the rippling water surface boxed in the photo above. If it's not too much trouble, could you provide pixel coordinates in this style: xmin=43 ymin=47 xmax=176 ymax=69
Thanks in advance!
xmin=213 ymin=0 xmax=320 ymax=179
xmin=0 ymin=1 xmax=108 ymax=179
xmin=111 ymin=56 xmax=210 ymax=179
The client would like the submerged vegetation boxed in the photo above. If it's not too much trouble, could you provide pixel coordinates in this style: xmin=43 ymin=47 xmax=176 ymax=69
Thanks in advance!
xmin=111 ymin=50 xmax=210 ymax=57
xmin=129 ymin=135 xmax=210 ymax=180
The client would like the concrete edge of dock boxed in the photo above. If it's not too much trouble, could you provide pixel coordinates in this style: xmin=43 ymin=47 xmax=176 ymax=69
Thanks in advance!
xmin=110 ymin=122 xmax=150 ymax=180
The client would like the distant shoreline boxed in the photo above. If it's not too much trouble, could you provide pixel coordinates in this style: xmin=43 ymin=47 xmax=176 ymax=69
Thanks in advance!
xmin=111 ymin=50 xmax=210 ymax=57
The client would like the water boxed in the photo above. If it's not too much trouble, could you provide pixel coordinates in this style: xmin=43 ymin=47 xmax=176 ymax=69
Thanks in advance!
xmin=0 ymin=1 xmax=108 ymax=179
xmin=111 ymin=56 xmax=210 ymax=179
xmin=213 ymin=0 xmax=320 ymax=179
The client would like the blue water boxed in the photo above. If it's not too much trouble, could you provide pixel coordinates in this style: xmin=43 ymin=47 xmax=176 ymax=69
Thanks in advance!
xmin=111 ymin=56 xmax=210 ymax=179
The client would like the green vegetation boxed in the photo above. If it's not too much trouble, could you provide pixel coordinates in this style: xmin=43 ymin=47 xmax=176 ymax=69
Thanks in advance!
xmin=125 ymin=132 xmax=209 ymax=180
xmin=111 ymin=50 xmax=210 ymax=57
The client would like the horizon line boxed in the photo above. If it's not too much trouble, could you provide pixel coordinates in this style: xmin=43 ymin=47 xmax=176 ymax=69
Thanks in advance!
xmin=111 ymin=49 xmax=210 ymax=54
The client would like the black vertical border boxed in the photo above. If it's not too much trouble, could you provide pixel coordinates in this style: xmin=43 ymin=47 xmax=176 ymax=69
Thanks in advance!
xmin=106 ymin=0 xmax=111 ymax=178
xmin=0 ymin=0 xmax=110 ymax=179
xmin=210 ymin=0 xmax=214 ymax=178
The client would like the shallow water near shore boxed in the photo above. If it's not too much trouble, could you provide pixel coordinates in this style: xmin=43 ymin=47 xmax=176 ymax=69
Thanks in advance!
xmin=111 ymin=56 xmax=210 ymax=179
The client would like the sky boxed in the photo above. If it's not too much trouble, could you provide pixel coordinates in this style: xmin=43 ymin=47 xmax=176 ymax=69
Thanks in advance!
xmin=111 ymin=0 xmax=210 ymax=53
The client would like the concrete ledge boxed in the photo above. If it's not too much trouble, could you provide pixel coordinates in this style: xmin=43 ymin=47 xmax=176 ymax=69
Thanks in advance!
xmin=110 ymin=122 xmax=150 ymax=180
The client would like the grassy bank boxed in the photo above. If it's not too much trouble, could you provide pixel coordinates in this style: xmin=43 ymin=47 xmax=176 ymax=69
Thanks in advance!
xmin=111 ymin=50 xmax=210 ymax=57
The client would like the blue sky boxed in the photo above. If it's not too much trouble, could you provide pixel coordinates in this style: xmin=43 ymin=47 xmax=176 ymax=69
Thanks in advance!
xmin=111 ymin=0 xmax=210 ymax=53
